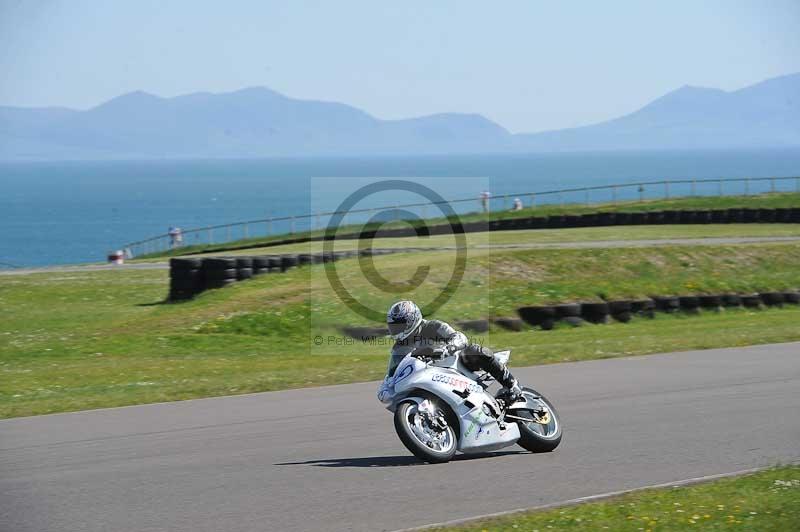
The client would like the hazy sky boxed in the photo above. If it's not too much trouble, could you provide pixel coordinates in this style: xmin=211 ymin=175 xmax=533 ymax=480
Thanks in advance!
xmin=1 ymin=1 xmax=799 ymax=133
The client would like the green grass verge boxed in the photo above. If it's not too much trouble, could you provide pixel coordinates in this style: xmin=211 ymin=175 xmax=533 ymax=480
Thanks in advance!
xmin=437 ymin=465 xmax=800 ymax=531
xmin=138 ymin=192 xmax=800 ymax=259
xmin=2 ymin=241 xmax=800 ymax=418
xmin=206 ymin=223 xmax=800 ymax=257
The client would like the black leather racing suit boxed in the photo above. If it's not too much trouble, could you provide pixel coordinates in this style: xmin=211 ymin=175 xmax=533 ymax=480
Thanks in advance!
xmin=386 ymin=319 xmax=516 ymax=388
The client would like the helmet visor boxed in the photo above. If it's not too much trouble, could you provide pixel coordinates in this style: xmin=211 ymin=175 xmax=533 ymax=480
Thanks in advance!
xmin=387 ymin=321 xmax=408 ymax=338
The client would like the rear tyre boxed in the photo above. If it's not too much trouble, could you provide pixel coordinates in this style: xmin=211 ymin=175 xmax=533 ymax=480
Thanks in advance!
xmin=394 ymin=400 xmax=457 ymax=463
xmin=511 ymin=387 xmax=562 ymax=453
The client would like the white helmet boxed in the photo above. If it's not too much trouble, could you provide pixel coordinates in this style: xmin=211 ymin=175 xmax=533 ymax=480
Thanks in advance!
xmin=387 ymin=300 xmax=423 ymax=340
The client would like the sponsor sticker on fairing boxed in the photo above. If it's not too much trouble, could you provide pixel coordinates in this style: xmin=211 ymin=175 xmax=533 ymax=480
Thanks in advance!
xmin=431 ymin=373 xmax=481 ymax=394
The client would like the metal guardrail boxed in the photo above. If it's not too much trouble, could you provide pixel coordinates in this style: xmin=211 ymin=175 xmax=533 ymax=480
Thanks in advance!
xmin=120 ymin=176 xmax=800 ymax=257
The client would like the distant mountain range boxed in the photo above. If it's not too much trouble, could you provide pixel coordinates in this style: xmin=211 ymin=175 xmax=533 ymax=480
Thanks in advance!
xmin=1 ymin=73 xmax=798 ymax=160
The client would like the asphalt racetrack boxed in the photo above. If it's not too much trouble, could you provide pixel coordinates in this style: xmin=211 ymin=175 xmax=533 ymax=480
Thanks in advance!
xmin=2 ymin=343 xmax=799 ymax=531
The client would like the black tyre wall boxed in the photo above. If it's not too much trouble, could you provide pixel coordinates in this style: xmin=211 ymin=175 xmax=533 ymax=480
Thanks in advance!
xmin=581 ymin=302 xmax=609 ymax=323
xmin=281 ymin=255 xmax=298 ymax=271
xmin=554 ymin=303 xmax=581 ymax=318
xmin=653 ymin=296 xmax=680 ymax=312
xmin=205 ymin=268 xmax=238 ymax=281
xmin=517 ymin=306 xmax=556 ymax=326
xmin=204 ymin=257 xmax=237 ymax=270
xmin=170 ymin=258 xmax=203 ymax=272
xmin=741 ymin=294 xmax=762 ymax=308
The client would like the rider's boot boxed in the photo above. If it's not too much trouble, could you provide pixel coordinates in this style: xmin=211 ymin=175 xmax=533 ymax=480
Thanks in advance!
xmin=496 ymin=378 xmax=523 ymax=406
xmin=484 ymin=356 xmax=521 ymax=404
xmin=464 ymin=345 xmax=524 ymax=405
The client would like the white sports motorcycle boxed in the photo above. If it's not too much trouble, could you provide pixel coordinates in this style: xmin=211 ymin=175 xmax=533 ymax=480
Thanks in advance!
xmin=378 ymin=346 xmax=562 ymax=463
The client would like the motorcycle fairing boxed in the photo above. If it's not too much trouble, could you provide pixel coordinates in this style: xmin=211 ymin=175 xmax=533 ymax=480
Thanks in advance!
xmin=389 ymin=354 xmax=520 ymax=453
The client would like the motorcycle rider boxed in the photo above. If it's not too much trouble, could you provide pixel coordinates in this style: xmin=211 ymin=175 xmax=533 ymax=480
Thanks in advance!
xmin=378 ymin=300 xmax=522 ymax=404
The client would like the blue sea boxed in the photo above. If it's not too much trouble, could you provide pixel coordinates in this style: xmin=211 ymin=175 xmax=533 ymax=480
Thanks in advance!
xmin=2 ymin=149 xmax=800 ymax=267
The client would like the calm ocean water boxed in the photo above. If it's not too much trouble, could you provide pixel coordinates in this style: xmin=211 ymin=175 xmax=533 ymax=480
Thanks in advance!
xmin=2 ymin=149 xmax=800 ymax=267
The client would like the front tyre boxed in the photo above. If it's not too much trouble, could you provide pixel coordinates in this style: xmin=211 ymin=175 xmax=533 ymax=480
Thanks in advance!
xmin=510 ymin=387 xmax=562 ymax=453
xmin=394 ymin=400 xmax=457 ymax=463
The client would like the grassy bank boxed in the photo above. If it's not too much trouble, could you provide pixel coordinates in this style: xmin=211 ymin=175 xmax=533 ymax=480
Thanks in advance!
xmin=212 ymin=223 xmax=800 ymax=256
xmin=139 ymin=191 xmax=800 ymax=259
xmin=438 ymin=466 xmax=800 ymax=531
xmin=2 ymin=240 xmax=800 ymax=418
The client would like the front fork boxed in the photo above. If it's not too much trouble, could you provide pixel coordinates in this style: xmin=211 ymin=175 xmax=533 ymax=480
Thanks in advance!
xmin=418 ymin=399 xmax=448 ymax=431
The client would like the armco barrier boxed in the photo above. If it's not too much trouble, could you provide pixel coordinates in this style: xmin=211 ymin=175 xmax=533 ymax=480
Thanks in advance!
xmin=122 ymin=176 xmax=800 ymax=257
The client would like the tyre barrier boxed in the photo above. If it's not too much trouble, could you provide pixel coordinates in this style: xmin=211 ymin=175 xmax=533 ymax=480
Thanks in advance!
xmin=235 ymin=257 xmax=253 ymax=269
xmin=253 ymin=256 xmax=273 ymax=270
xmin=457 ymin=319 xmax=490 ymax=333
xmin=168 ymin=257 xmax=204 ymax=301
xmin=517 ymin=306 xmax=556 ymax=327
xmin=784 ymin=291 xmax=800 ymax=304
xmin=170 ymin=257 xmax=203 ymax=272
xmin=507 ymin=290 xmax=800 ymax=331
xmin=653 ymin=295 xmax=680 ymax=313
xmin=280 ymin=255 xmax=298 ymax=272
xmin=205 ymin=278 xmax=237 ymax=290
xmin=580 ymin=302 xmax=609 ymax=324
xmin=678 ymin=210 xmax=696 ymax=224
xmin=631 ymin=299 xmax=656 ymax=318
xmin=758 ymin=209 xmax=776 ymax=223
xmin=168 ymin=249 xmax=387 ymax=301
xmin=205 ymin=268 xmax=238 ymax=281
xmin=721 ymin=294 xmax=742 ymax=307
xmin=710 ymin=210 xmax=728 ymax=224
xmin=698 ymin=295 xmax=722 ymax=310
xmin=562 ymin=316 xmax=585 ymax=327
xmin=344 ymin=289 xmax=800 ymax=335
xmin=741 ymin=294 xmax=763 ymax=308
xmin=695 ymin=211 xmax=712 ymax=224
xmin=727 ymin=209 xmax=743 ymax=223
xmin=607 ymin=300 xmax=632 ymax=322
xmin=554 ymin=303 xmax=581 ymax=318
xmin=678 ymin=295 xmax=700 ymax=314
xmin=493 ymin=317 xmax=524 ymax=331
xmin=662 ymin=211 xmax=680 ymax=224
xmin=759 ymin=292 xmax=784 ymax=307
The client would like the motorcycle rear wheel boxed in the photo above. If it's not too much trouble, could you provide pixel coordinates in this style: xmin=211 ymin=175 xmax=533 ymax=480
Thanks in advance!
xmin=394 ymin=400 xmax=458 ymax=463
xmin=510 ymin=387 xmax=562 ymax=453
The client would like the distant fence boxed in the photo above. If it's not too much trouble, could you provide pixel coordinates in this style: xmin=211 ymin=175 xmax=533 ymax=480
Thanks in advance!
xmin=121 ymin=176 xmax=800 ymax=257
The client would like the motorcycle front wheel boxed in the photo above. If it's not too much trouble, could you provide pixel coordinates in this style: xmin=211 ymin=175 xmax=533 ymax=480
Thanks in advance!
xmin=510 ymin=387 xmax=562 ymax=453
xmin=394 ymin=399 xmax=458 ymax=463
